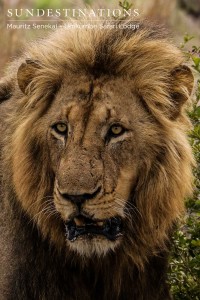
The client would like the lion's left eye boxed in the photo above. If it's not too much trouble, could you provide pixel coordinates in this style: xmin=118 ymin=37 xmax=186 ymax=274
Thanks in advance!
xmin=108 ymin=124 xmax=125 ymax=137
xmin=52 ymin=123 xmax=68 ymax=135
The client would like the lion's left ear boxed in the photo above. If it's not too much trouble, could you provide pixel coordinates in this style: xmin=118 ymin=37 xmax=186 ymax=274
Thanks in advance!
xmin=169 ymin=65 xmax=194 ymax=118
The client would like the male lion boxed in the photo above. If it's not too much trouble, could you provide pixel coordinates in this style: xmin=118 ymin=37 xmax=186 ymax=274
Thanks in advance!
xmin=0 ymin=19 xmax=194 ymax=299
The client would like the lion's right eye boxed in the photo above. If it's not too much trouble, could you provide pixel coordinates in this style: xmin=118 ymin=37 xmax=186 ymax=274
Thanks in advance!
xmin=52 ymin=123 xmax=68 ymax=135
xmin=107 ymin=124 xmax=125 ymax=138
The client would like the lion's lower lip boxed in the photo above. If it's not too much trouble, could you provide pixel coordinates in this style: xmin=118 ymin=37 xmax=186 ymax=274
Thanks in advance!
xmin=65 ymin=216 xmax=122 ymax=242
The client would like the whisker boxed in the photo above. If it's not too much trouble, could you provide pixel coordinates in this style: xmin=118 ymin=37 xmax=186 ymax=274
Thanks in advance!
xmin=29 ymin=201 xmax=57 ymax=225
xmin=28 ymin=195 xmax=54 ymax=210
xmin=42 ymin=209 xmax=60 ymax=224
xmin=114 ymin=193 xmax=143 ymax=229
xmin=115 ymin=192 xmax=143 ymax=219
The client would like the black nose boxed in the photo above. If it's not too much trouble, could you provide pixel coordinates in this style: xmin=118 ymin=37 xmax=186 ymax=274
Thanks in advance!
xmin=60 ymin=186 xmax=101 ymax=205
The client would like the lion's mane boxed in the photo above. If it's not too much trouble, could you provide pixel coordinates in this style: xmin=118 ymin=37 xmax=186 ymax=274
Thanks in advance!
xmin=0 ymin=19 xmax=194 ymax=299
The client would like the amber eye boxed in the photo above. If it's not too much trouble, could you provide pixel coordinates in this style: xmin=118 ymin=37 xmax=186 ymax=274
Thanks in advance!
xmin=108 ymin=124 xmax=125 ymax=137
xmin=52 ymin=123 xmax=68 ymax=135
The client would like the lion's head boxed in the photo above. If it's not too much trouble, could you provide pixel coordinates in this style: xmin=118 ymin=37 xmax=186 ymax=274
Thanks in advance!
xmin=1 ymin=20 xmax=194 ymax=266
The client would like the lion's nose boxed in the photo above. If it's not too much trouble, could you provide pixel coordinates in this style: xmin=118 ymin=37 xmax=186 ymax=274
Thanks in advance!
xmin=59 ymin=186 xmax=102 ymax=205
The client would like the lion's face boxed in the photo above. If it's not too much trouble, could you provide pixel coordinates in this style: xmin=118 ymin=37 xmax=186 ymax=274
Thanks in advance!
xmin=46 ymin=76 xmax=153 ymax=255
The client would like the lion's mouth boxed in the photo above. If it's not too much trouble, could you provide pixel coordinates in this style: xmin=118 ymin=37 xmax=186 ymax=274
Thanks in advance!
xmin=65 ymin=215 xmax=122 ymax=242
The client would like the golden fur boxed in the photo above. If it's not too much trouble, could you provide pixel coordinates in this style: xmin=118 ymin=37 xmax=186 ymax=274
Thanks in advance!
xmin=0 ymin=19 xmax=194 ymax=298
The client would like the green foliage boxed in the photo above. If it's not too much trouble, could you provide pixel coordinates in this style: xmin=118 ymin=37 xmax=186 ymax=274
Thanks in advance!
xmin=181 ymin=33 xmax=195 ymax=46
xmin=119 ymin=0 xmax=133 ymax=10
xmin=168 ymin=35 xmax=200 ymax=299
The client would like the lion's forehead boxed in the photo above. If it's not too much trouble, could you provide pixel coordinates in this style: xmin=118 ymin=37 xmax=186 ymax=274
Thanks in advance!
xmin=52 ymin=77 xmax=143 ymax=128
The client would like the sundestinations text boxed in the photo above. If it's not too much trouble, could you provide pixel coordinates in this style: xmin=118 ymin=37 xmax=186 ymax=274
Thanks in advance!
xmin=7 ymin=8 xmax=139 ymax=19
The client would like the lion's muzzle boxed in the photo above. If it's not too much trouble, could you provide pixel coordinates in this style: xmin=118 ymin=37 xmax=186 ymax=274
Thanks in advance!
xmin=56 ymin=185 xmax=123 ymax=241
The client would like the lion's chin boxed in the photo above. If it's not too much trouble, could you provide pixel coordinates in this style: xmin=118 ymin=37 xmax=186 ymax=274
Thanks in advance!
xmin=65 ymin=215 xmax=123 ymax=257
xmin=66 ymin=235 xmax=122 ymax=257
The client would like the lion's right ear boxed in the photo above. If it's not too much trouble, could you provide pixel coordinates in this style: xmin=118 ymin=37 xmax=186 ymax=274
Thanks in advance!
xmin=17 ymin=59 xmax=42 ymax=94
